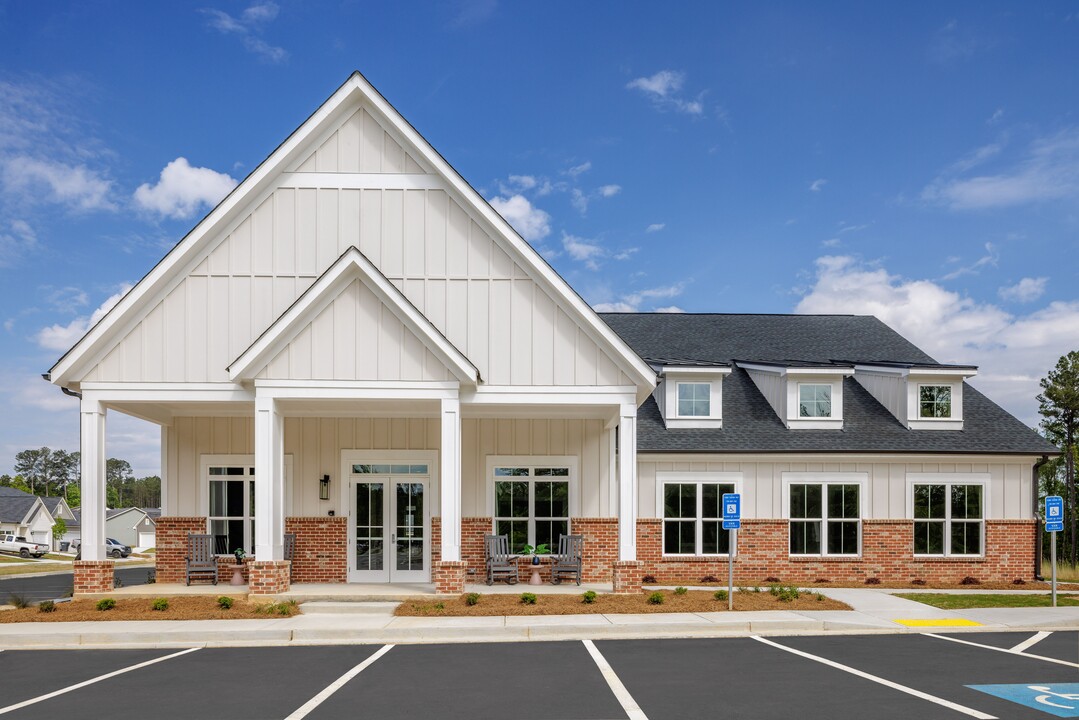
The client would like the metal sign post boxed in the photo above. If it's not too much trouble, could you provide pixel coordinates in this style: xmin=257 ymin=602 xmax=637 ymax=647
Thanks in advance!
xmin=722 ymin=493 xmax=741 ymax=612
xmin=1046 ymin=495 xmax=1063 ymax=608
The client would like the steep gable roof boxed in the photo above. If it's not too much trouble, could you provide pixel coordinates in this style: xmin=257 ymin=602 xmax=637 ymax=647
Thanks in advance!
xmin=48 ymin=72 xmax=654 ymax=393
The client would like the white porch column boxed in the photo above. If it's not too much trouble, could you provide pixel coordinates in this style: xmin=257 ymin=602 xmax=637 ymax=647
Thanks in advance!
xmin=617 ymin=404 xmax=638 ymax=561
xmin=254 ymin=396 xmax=286 ymax=560
xmin=439 ymin=396 xmax=462 ymax=562
xmin=80 ymin=397 xmax=107 ymax=561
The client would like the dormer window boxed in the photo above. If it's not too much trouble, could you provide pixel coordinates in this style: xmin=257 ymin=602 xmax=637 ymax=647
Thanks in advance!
xmin=677 ymin=382 xmax=711 ymax=417
xmin=919 ymin=385 xmax=952 ymax=419
xmin=798 ymin=384 xmax=832 ymax=418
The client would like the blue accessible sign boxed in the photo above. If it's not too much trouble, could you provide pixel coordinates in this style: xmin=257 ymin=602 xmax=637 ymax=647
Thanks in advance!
xmin=1047 ymin=495 xmax=1064 ymax=533
xmin=722 ymin=493 xmax=741 ymax=530
xmin=969 ymin=683 xmax=1079 ymax=718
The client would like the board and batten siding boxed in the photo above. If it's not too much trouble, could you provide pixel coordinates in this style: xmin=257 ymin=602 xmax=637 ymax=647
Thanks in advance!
xmin=638 ymin=455 xmax=1036 ymax=521
xmin=79 ymin=101 xmax=632 ymax=389
xmin=164 ymin=416 xmax=613 ymax=519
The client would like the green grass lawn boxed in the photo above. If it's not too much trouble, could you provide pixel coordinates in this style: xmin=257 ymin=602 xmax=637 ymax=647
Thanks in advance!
xmin=0 ymin=562 xmax=70 ymax=577
xmin=0 ymin=555 xmax=33 ymax=564
xmin=896 ymin=592 xmax=1079 ymax=609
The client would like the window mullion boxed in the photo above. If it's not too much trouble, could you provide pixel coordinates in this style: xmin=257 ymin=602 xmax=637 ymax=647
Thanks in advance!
xmin=696 ymin=482 xmax=704 ymax=555
xmin=528 ymin=476 xmax=535 ymax=547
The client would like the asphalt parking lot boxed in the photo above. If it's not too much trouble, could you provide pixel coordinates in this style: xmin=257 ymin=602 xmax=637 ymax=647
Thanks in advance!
xmin=0 ymin=631 xmax=1076 ymax=719
xmin=0 ymin=567 xmax=150 ymax=603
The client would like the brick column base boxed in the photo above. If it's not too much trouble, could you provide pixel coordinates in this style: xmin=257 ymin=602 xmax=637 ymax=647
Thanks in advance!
xmin=612 ymin=560 xmax=644 ymax=594
xmin=433 ymin=560 xmax=467 ymax=594
xmin=248 ymin=560 xmax=291 ymax=596
xmin=74 ymin=560 xmax=115 ymax=594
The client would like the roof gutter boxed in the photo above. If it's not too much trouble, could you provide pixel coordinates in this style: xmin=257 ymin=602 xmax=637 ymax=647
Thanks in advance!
xmin=42 ymin=373 xmax=81 ymax=400
xmin=1033 ymin=454 xmax=1050 ymax=581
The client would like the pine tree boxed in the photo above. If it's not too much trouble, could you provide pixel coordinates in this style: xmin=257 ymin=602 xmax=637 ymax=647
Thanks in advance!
xmin=1038 ymin=351 xmax=1079 ymax=565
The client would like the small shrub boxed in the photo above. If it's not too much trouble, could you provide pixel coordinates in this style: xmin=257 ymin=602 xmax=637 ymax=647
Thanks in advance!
xmin=520 ymin=592 xmax=537 ymax=605
xmin=582 ymin=590 xmax=597 ymax=604
xmin=960 ymin=576 xmax=981 ymax=586
xmin=864 ymin=577 xmax=881 ymax=585
xmin=8 ymin=593 xmax=30 ymax=609
xmin=714 ymin=589 xmax=728 ymax=601
xmin=217 ymin=596 xmax=234 ymax=610
xmin=146 ymin=570 xmax=156 ymax=584
xmin=814 ymin=578 xmax=830 ymax=584
xmin=764 ymin=576 xmax=781 ymax=583
xmin=434 ymin=602 xmax=445 ymax=610
xmin=151 ymin=598 xmax=169 ymax=612
xmin=642 ymin=574 xmax=657 ymax=584
xmin=736 ymin=586 xmax=748 ymax=594
xmin=1012 ymin=578 xmax=1027 ymax=585
xmin=674 ymin=586 xmax=688 ymax=595
xmin=911 ymin=579 xmax=927 ymax=586
xmin=816 ymin=593 xmax=824 ymax=602
xmin=114 ymin=577 xmax=124 ymax=589
xmin=770 ymin=584 xmax=800 ymax=602
xmin=465 ymin=592 xmax=480 ymax=606
xmin=96 ymin=598 xmax=116 ymax=611
xmin=647 ymin=591 xmax=664 ymax=605
xmin=752 ymin=585 xmax=762 ymax=593
xmin=700 ymin=575 xmax=719 ymax=583
xmin=38 ymin=600 xmax=56 ymax=613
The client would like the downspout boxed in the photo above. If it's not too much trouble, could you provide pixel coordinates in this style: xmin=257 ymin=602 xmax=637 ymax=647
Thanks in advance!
xmin=41 ymin=373 xmax=82 ymax=400
xmin=1033 ymin=455 xmax=1050 ymax=581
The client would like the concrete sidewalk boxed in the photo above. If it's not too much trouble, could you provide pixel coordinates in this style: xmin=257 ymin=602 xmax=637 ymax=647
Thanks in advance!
xmin=3 ymin=587 xmax=1079 ymax=649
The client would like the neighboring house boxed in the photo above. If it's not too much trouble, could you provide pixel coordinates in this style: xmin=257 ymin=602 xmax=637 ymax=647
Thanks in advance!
xmin=0 ymin=487 xmax=57 ymax=550
xmin=105 ymin=507 xmax=157 ymax=548
xmin=44 ymin=73 xmax=1056 ymax=595
xmin=39 ymin=496 xmax=75 ymax=550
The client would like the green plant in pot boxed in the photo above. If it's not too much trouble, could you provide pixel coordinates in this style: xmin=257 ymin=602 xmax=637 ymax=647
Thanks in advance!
xmin=520 ymin=543 xmax=550 ymax=565
xmin=233 ymin=548 xmax=246 ymax=565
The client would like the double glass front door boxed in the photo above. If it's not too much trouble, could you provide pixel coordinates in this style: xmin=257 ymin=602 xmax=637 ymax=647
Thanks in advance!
xmin=349 ymin=473 xmax=428 ymax=582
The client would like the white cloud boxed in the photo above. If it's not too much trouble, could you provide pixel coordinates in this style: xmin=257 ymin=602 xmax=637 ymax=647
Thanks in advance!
xmin=570 ymin=188 xmax=589 ymax=215
xmin=598 ymin=184 xmax=621 ymax=197
xmin=562 ymin=233 xmax=604 ymax=270
xmin=35 ymin=283 xmax=132 ymax=352
xmin=923 ymin=129 xmax=1079 ymax=209
xmin=999 ymin=277 xmax=1048 ymax=303
xmin=822 ymin=238 xmax=841 ymax=248
xmin=940 ymin=242 xmax=998 ymax=281
xmin=592 ymin=301 xmax=636 ymax=313
xmin=613 ymin=248 xmax=638 ymax=261
xmin=490 ymin=194 xmax=551 ymax=242
xmin=507 ymin=174 xmax=536 ymax=190
xmin=14 ymin=377 xmax=78 ymax=413
xmin=645 ymin=223 xmax=665 ymax=233
xmin=0 ymin=219 xmax=38 ymax=266
xmin=654 ymin=306 xmax=685 ymax=313
xmin=592 ymin=282 xmax=687 ymax=312
xmin=795 ymin=255 xmax=1079 ymax=424
xmin=1 ymin=156 xmax=115 ymax=211
xmin=133 ymin=157 xmax=237 ymax=220
xmin=201 ymin=3 xmax=288 ymax=62
xmin=626 ymin=70 xmax=705 ymax=116
xmin=809 ymin=178 xmax=828 ymax=192
xmin=566 ymin=162 xmax=591 ymax=178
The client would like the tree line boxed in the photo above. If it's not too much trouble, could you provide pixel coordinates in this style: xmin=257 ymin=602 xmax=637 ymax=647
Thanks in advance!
xmin=0 ymin=448 xmax=160 ymax=509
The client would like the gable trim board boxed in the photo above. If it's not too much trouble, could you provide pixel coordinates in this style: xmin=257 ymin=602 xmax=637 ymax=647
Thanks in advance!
xmin=47 ymin=72 xmax=655 ymax=399
xmin=229 ymin=246 xmax=479 ymax=384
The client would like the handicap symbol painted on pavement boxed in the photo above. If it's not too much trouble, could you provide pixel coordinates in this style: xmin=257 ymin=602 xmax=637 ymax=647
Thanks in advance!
xmin=968 ymin=683 xmax=1079 ymax=717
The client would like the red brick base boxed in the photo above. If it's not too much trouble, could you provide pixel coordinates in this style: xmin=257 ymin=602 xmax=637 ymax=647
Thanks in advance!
xmin=433 ymin=560 xmax=467 ymax=594
xmin=73 ymin=560 xmax=114 ymax=594
xmin=612 ymin=560 xmax=644 ymax=593
xmin=637 ymin=518 xmax=1038 ymax=585
xmin=248 ymin=560 xmax=291 ymax=595
xmin=286 ymin=516 xmax=347 ymax=583
xmin=155 ymin=516 xmax=208 ymax=584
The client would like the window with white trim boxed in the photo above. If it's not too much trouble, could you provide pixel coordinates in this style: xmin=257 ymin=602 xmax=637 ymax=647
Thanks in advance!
xmin=493 ymin=466 xmax=570 ymax=554
xmin=677 ymin=382 xmax=711 ymax=417
xmin=207 ymin=465 xmax=255 ymax=554
xmin=789 ymin=483 xmax=860 ymax=555
xmin=662 ymin=480 xmax=734 ymax=555
xmin=798 ymin=384 xmax=832 ymax=418
xmin=918 ymin=385 xmax=952 ymax=418
xmin=913 ymin=483 xmax=982 ymax=555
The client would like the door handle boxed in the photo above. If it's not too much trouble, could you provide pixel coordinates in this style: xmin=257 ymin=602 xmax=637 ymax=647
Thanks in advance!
xmin=391 ymin=534 xmax=396 ymax=542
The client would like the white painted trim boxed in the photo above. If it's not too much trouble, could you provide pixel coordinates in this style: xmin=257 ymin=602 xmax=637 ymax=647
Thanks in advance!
xmin=279 ymin=172 xmax=443 ymax=190
xmin=199 ymin=453 xmax=295 ymax=553
xmin=906 ymin=472 xmax=990 ymax=558
xmin=660 ymin=366 xmax=731 ymax=376
xmin=780 ymin=472 xmax=868 ymax=558
xmin=229 ymin=246 xmax=478 ymax=384
xmin=462 ymin=385 xmax=637 ymax=407
xmin=737 ymin=362 xmax=852 ymax=377
xmin=256 ymin=381 xmax=459 ymax=401
xmin=655 ymin=472 xmax=743 ymax=557
xmin=80 ymin=384 xmax=253 ymax=404
xmin=484 ymin=455 xmax=580 ymax=517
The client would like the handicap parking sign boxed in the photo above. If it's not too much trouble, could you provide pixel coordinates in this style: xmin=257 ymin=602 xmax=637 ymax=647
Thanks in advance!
xmin=969 ymin=683 xmax=1079 ymax=717
xmin=1047 ymin=495 xmax=1064 ymax=533
xmin=722 ymin=493 xmax=740 ymax=530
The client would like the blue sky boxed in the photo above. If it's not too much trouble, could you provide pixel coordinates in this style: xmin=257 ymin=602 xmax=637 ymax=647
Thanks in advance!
xmin=1 ymin=2 xmax=1078 ymax=476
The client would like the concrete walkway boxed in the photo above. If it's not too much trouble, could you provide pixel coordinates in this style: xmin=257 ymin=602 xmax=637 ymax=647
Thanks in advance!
xmin=3 ymin=587 xmax=1079 ymax=649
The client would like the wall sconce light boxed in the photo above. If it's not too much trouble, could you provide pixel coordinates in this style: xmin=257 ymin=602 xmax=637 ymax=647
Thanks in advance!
xmin=319 ymin=474 xmax=330 ymax=501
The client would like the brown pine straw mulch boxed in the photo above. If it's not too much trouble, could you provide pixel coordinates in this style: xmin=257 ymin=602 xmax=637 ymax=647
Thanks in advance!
xmin=0 ymin=597 xmax=299 ymax=623
xmin=395 ymin=589 xmax=850 ymax=616
xmin=658 ymin=578 xmax=1079 ymax=591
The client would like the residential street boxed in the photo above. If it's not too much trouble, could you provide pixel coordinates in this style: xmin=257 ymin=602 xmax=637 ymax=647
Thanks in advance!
xmin=1 ymin=632 xmax=1077 ymax=719
xmin=0 ymin=567 xmax=151 ymax=604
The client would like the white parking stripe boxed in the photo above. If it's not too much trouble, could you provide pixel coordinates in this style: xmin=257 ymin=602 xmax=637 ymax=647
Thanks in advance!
xmin=925 ymin=632 xmax=1079 ymax=668
xmin=0 ymin=647 xmax=200 ymax=716
xmin=752 ymin=636 xmax=996 ymax=720
xmin=1010 ymin=631 xmax=1052 ymax=653
xmin=285 ymin=644 xmax=395 ymax=720
xmin=582 ymin=639 xmax=649 ymax=720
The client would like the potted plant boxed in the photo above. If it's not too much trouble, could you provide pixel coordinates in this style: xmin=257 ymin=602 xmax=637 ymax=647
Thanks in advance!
xmin=520 ymin=543 xmax=550 ymax=565
xmin=233 ymin=547 xmax=246 ymax=565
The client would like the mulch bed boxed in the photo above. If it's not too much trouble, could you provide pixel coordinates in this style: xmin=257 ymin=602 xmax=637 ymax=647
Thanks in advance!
xmin=0 ymin=597 xmax=298 ymax=623
xmin=395 ymin=589 xmax=850 ymax=616
xmin=656 ymin=579 xmax=1079 ymax=591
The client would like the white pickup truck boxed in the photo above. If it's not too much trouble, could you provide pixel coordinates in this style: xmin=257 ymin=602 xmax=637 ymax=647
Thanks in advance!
xmin=0 ymin=533 xmax=49 ymax=558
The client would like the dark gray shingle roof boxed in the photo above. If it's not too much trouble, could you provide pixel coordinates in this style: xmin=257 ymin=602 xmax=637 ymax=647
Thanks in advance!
xmin=600 ymin=313 xmax=1057 ymax=456
xmin=0 ymin=488 xmax=38 ymax=524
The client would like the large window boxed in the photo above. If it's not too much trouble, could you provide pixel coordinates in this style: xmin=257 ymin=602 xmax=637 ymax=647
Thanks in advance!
xmin=677 ymin=382 xmax=711 ymax=417
xmin=914 ymin=483 xmax=982 ymax=555
xmin=662 ymin=480 xmax=735 ymax=555
xmin=208 ymin=465 xmax=255 ymax=554
xmin=798 ymin=384 xmax=833 ymax=418
xmin=918 ymin=385 xmax=952 ymax=418
xmin=493 ymin=465 xmax=570 ymax=554
xmin=789 ymin=482 xmax=860 ymax=555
